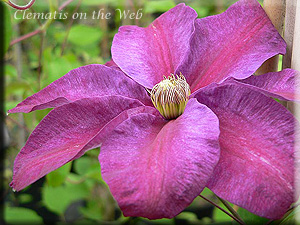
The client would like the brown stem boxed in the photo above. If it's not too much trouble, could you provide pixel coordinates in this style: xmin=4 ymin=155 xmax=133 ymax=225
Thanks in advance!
xmin=99 ymin=5 xmax=109 ymax=59
xmin=122 ymin=0 xmax=134 ymax=25
xmin=215 ymin=0 xmax=224 ymax=14
xmin=199 ymin=194 xmax=246 ymax=225
xmin=10 ymin=0 xmax=75 ymax=46
xmin=6 ymin=115 xmax=30 ymax=133
xmin=10 ymin=29 xmax=42 ymax=46
xmin=58 ymin=0 xmax=74 ymax=11
xmin=37 ymin=32 xmax=45 ymax=90
xmin=13 ymin=23 xmax=27 ymax=148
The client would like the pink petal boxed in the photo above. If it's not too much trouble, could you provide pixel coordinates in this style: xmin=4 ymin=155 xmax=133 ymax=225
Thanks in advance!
xmin=9 ymin=64 xmax=151 ymax=113
xmin=177 ymin=0 xmax=286 ymax=92
xmin=195 ymin=83 xmax=295 ymax=219
xmin=111 ymin=4 xmax=197 ymax=89
xmin=99 ymin=99 xmax=220 ymax=219
xmin=236 ymin=69 xmax=300 ymax=101
xmin=10 ymin=96 xmax=144 ymax=191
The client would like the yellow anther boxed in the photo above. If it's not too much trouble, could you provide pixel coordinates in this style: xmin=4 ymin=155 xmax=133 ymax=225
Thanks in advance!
xmin=150 ymin=73 xmax=191 ymax=120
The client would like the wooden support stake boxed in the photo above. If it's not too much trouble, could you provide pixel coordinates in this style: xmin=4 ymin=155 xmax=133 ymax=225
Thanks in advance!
xmin=291 ymin=2 xmax=300 ymax=224
xmin=282 ymin=0 xmax=297 ymax=69
xmin=256 ymin=0 xmax=286 ymax=75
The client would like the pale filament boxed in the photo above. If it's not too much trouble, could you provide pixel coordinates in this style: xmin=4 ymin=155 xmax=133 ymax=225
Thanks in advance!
xmin=150 ymin=73 xmax=191 ymax=120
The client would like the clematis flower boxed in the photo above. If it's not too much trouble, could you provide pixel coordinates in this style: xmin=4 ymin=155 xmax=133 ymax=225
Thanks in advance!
xmin=9 ymin=0 xmax=299 ymax=220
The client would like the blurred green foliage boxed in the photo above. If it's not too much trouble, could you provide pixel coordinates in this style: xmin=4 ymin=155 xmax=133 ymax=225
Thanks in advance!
xmin=5 ymin=207 xmax=43 ymax=224
xmin=3 ymin=0 xmax=296 ymax=224
xmin=4 ymin=3 xmax=12 ymax=53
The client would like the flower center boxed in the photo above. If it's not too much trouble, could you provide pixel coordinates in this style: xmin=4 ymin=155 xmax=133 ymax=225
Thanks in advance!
xmin=150 ymin=73 xmax=191 ymax=120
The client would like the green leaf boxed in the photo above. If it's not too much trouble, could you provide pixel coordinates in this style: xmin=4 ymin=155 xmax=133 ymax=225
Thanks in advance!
xmin=279 ymin=206 xmax=299 ymax=225
xmin=42 ymin=182 xmax=89 ymax=215
xmin=73 ymin=43 xmax=101 ymax=59
xmin=48 ymin=22 xmax=66 ymax=44
xmin=66 ymin=173 xmax=84 ymax=183
xmin=5 ymin=207 xmax=43 ymax=224
xmin=5 ymin=64 xmax=17 ymax=78
xmin=5 ymin=101 xmax=19 ymax=113
xmin=213 ymin=205 xmax=233 ymax=223
xmin=176 ymin=212 xmax=199 ymax=222
xmin=66 ymin=219 xmax=99 ymax=225
xmin=232 ymin=207 xmax=268 ymax=225
xmin=80 ymin=200 xmax=103 ymax=221
xmin=5 ymin=81 xmax=32 ymax=96
xmin=188 ymin=4 xmax=211 ymax=18
xmin=201 ymin=187 xmax=214 ymax=197
xmin=68 ymin=25 xmax=103 ymax=46
xmin=46 ymin=162 xmax=72 ymax=187
xmin=141 ymin=217 xmax=174 ymax=224
xmin=18 ymin=194 xmax=33 ymax=204
xmin=74 ymin=157 xmax=92 ymax=175
xmin=43 ymin=53 xmax=81 ymax=86
xmin=144 ymin=0 xmax=176 ymax=14
xmin=80 ymin=0 xmax=123 ymax=7
xmin=35 ymin=108 xmax=51 ymax=122
xmin=74 ymin=156 xmax=103 ymax=181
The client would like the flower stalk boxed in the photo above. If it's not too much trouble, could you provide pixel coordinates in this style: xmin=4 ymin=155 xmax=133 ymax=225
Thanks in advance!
xmin=216 ymin=195 xmax=245 ymax=224
xmin=199 ymin=194 xmax=246 ymax=225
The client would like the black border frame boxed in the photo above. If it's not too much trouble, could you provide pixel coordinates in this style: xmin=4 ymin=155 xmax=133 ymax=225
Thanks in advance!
xmin=1 ymin=1 xmax=5 ymax=224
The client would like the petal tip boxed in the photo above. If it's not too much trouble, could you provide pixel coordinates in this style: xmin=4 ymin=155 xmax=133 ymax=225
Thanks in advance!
xmin=8 ymin=106 xmax=32 ymax=114
xmin=9 ymin=181 xmax=18 ymax=192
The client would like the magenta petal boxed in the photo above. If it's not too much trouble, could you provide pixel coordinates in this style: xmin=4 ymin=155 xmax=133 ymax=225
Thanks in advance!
xmin=177 ymin=0 xmax=286 ymax=92
xmin=9 ymin=64 xmax=151 ymax=113
xmin=195 ymin=83 xmax=295 ymax=219
xmin=111 ymin=4 xmax=197 ymax=88
xmin=99 ymin=99 xmax=220 ymax=219
xmin=236 ymin=69 xmax=300 ymax=101
xmin=10 ymin=96 xmax=144 ymax=191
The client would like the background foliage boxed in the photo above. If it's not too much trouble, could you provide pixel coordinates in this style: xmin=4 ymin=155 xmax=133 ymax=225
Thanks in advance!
xmin=4 ymin=0 xmax=297 ymax=224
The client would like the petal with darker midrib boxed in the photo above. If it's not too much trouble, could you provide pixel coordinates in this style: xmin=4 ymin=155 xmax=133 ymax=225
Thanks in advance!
xmin=99 ymin=99 xmax=220 ymax=219
xmin=111 ymin=3 xmax=197 ymax=89
xmin=177 ymin=0 xmax=286 ymax=92
xmin=195 ymin=83 xmax=295 ymax=219
xmin=8 ymin=64 xmax=151 ymax=113
xmin=10 ymin=96 xmax=145 ymax=191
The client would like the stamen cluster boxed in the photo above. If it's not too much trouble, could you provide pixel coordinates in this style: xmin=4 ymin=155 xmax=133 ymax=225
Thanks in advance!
xmin=150 ymin=73 xmax=191 ymax=120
